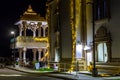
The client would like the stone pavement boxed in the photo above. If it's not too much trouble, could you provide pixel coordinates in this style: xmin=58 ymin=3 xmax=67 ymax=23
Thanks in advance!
xmin=6 ymin=66 xmax=120 ymax=80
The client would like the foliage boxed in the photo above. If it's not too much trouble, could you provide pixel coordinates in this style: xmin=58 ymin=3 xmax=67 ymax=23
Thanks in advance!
xmin=15 ymin=61 xmax=19 ymax=65
xmin=36 ymin=68 xmax=54 ymax=71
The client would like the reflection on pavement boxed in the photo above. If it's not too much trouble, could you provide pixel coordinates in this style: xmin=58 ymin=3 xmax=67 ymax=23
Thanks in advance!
xmin=0 ymin=74 xmax=23 ymax=76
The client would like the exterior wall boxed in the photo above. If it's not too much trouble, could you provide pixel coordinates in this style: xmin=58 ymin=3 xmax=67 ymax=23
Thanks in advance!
xmin=75 ymin=0 xmax=81 ymax=42
xmin=94 ymin=0 xmax=120 ymax=59
xmin=47 ymin=0 xmax=120 ymax=72
xmin=60 ymin=0 xmax=72 ymax=59
xmin=108 ymin=0 xmax=120 ymax=58
xmin=86 ymin=0 xmax=93 ymax=45
xmin=47 ymin=0 xmax=72 ymax=70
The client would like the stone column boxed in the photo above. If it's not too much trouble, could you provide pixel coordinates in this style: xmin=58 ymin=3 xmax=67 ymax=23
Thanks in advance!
xmin=43 ymin=48 xmax=47 ymax=68
xmin=30 ymin=24 xmax=38 ymax=37
xmin=37 ymin=22 xmax=42 ymax=37
xmin=23 ymin=47 xmax=27 ymax=64
xmin=18 ymin=48 xmax=23 ymax=66
xmin=32 ymin=48 xmax=37 ymax=62
xmin=18 ymin=24 xmax=23 ymax=36
xmin=33 ymin=30 xmax=36 ymax=37
xmin=43 ymin=49 xmax=47 ymax=61
xmin=38 ymin=27 xmax=41 ymax=37
xmin=22 ymin=21 xmax=27 ymax=37
xmin=38 ymin=49 xmax=42 ymax=61
xmin=42 ymin=25 xmax=47 ymax=37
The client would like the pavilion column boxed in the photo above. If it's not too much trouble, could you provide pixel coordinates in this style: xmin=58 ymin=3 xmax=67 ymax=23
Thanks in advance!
xmin=44 ymin=48 xmax=48 ymax=68
xmin=33 ymin=48 xmax=37 ymax=62
xmin=18 ymin=48 xmax=23 ymax=66
xmin=38 ymin=49 xmax=42 ymax=61
xmin=33 ymin=30 xmax=36 ymax=37
xmin=22 ymin=21 xmax=27 ymax=36
xmin=30 ymin=24 xmax=38 ymax=37
xmin=18 ymin=24 xmax=23 ymax=36
xmin=37 ymin=22 xmax=42 ymax=37
xmin=43 ymin=49 xmax=47 ymax=61
xmin=38 ymin=27 xmax=41 ymax=37
xmin=20 ymin=29 xmax=22 ymax=36
xmin=43 ymin=26 xmax=47 ymax=37
xmin=23 ymin=47 xmax=27 ymax=64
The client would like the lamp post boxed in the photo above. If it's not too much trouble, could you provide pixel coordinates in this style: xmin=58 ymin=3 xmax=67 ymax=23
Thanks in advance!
xmin=11 ymin=31 xmax=16 ymax=67
xmin=92 ymin=2 xmax=97 ymax=77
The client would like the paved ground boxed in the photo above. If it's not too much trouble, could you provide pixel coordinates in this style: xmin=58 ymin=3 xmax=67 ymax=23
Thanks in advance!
xmin=0 ymin=68 xmax=65 ymax=80
xmin=6 ymin=66 xmax=120 ymax=80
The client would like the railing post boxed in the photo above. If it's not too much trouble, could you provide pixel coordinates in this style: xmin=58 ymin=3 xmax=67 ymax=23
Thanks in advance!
xmin=76 ymin=61 xmax=79 ymax=76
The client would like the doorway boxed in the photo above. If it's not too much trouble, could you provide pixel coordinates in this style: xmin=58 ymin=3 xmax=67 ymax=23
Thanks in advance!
xmin=95 ymin=26 xmax=111 ymax=63
xmin=97 ymin=42 xmax=108 ymax=62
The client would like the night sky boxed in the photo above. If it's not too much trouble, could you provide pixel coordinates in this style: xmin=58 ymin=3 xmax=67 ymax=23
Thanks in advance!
xmin=0 ymin=0 xmax=47 ymax=57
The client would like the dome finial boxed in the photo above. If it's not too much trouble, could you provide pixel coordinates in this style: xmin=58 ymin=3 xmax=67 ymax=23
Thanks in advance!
xmin=27 ymin=4 xmax=33 ymax=12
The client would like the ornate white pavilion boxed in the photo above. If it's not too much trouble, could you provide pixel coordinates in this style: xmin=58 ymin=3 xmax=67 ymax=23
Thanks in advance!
xmin=10 ymin=5 xmax=49 ymax=66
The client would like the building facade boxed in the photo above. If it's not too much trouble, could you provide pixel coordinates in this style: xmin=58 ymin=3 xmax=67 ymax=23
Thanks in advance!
xmin=46 ymin=0 xmax=120 ymax=74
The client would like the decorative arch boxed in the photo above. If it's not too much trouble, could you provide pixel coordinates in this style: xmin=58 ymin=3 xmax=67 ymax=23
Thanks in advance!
xmin=95 ymin=26 xmax=112 ymax=62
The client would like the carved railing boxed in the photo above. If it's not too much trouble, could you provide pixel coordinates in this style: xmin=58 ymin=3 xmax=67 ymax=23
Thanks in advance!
xmin=16 ymin=36 xmax=48 ymax=42
xmin=10 ymin=36 xmax=49 ymax=48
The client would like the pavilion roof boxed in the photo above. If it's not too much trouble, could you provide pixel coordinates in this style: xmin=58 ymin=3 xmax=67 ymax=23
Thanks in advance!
xmin=20 ymin=5 xmax=45 ymax=21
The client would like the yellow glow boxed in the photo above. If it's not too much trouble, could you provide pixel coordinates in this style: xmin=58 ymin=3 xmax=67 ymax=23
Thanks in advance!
xmin=69 ymin=0 xmax=76 ymax=71
xmin=41 ymin=51 xmax=48 ymax=61
xmin=16 ymin=36 xmax=49 ymax=43
xmin=34 ymin=37 xmax=48 ymax=42
xmin=0 ymin=74 xmax=22 ymax=77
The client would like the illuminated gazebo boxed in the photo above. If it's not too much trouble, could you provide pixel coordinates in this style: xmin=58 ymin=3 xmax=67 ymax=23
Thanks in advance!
xmin=11 ymin=5 xmax=49 ymax=66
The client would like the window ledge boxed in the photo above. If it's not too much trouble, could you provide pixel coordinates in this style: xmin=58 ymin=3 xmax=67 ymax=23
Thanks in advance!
xmin=95 ymin=18 xmax=109 ymax=25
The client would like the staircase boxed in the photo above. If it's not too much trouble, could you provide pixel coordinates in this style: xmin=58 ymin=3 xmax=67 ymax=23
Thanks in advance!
xmin=96 ymin=62 xmax=120 ymax=75
xmin=77 ymin=59 xmax=86 ymax=71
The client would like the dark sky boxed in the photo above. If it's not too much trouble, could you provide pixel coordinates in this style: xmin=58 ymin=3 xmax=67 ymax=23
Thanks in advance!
xmin=0 ymin=0 xmax=47 ymax=57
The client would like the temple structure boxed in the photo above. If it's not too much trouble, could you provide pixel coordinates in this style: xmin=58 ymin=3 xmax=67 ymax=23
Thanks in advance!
xmin=11 ymin=5 xmax=49 ymax=66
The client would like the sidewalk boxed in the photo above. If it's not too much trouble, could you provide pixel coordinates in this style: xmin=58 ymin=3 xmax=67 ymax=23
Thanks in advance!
xmin=6 ymin=66 xmax=120 ymax=80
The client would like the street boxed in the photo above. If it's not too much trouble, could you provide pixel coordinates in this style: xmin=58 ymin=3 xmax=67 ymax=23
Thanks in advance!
xmin=1 ymin=67 xmax=120 ymax=80
xmin=0 ymin=68 xmax=64 ymax=80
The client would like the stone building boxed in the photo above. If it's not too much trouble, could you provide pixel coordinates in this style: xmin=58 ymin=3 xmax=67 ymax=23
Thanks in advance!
xmin=46 ymin=0 xmax=120 ymax=74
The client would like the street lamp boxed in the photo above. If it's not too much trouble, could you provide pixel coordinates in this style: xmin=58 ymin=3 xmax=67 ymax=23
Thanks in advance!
xmin=11 ymin=31 xmax=16 ymax=67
